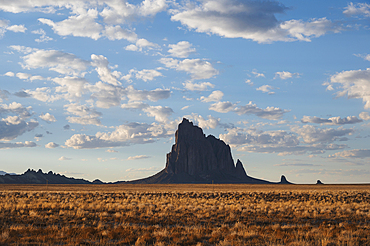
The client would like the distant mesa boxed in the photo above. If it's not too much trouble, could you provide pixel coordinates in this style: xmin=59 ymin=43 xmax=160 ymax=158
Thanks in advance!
xmin=126 ymin=118 xmax=293 ymax=184
xmin=0 ymin=168 xmax=97 ymax=184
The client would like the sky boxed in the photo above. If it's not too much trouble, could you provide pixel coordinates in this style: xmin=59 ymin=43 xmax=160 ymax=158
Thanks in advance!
xmin=0 ymin=0 xmax=370 ymax=184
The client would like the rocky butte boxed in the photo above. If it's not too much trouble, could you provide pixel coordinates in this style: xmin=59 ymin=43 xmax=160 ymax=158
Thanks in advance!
xmin=128 ymin=118 xmax=292 ymax=184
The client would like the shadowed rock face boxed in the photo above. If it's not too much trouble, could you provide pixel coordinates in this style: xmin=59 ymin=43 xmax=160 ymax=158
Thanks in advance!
xmin=165 ymin=118 xmax=235 ymax=176
xmin=127 ymin=118 xmax=293 ymax=184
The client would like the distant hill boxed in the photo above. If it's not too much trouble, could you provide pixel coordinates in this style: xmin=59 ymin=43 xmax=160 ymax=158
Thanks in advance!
xmin=120 ymin=118 xmax=293 ymax=184
xmin=0 ymin=171 xmax=16 ymax=176
xmin=0 ymin=169 xmax=103 ymax=184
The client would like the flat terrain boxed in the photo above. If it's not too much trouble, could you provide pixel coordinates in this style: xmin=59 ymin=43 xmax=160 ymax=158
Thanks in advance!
xmin=1 ymin=184 xmax=369 ymax=245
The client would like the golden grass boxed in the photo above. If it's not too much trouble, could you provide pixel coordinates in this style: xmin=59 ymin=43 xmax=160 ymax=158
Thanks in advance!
xmin=0 ymin=184 xmax=369 ymax=245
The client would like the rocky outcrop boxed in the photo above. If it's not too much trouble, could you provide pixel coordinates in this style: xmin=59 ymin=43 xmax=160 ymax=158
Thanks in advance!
xmin=0 ymin=169 xmax=95 ymax=184
xmin=316 ymin=180 xmax=324 ymax=185
xmin=128 ymin=118 xmax=293 ymax=184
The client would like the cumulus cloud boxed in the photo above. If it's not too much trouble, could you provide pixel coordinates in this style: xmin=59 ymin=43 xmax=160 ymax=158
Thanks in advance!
xmin=0 ymin=117 xmax=39 ymax=141
xmin=220 ymin=127 xmax=346 ymax=156
xmin=274 ymin=71 xmax=301 ymax=80
xmin=187 ymin=114 xmax=220 ymax=129
xmin=0 ymin=102 xmax=32 ymax=119
xmin=125 ymin=38 xmax=160 ymax=52
xmin=39 ymin=113 xmax=56 ymax=123
xmin=291 ymin=125 xmax=354 ymax=144
xmin=359 ymin=112 xmax=370 ymax=121
xmin=170 ymin=0 xmax=341 ymax=43
xmin=200 ymin=90 xmax=224 ymax=102
xmin=301 ymin=115 xmax=363 ymax=125
xmin=39 ymin=9 xmax=103 ymax=40
xmin=329 ymin=68 xmax=370 ymax=109
xmin=91 ymin=54 xmax=121 ymax=86
xmin=142 ymin=105 xmax=174 ymax=123
xmin=343 ymin=2 xmax=370 ymax=18
xmin=13 ymin=47 xmax=90 ymax=76
xmin=126 ymin=69 xmax=163 ymax=82
xmin=103 ymin=25 xmax=137 ymax=42
xmin=125 ymin=85 xmax=171 ymax=102
xmin=168 ymin=41 xmax=196 ymax=58
xmin=354 ymin=53 xmax=370 ymax=62
xmin=64 ymin=103 xmax=102 ymax=126
xmin=183 ymin=81 xmax=215 ymax=91
xmin=0 ymin=141 xmax=36 ymax=149
xmin=330 ymin=149 xmax=370 ymax=159
xmin=7 ymin=24 xmax=27 ymax=33
xmin=256 ymin=85 xmax=275 ymax=94
xmin=59 ymin=156 xmax=71 ymax=161
xmin=45 ymin=142 xmax=59 ymax=148
xmin=64 ymin=122 xmax=172 ymax=149
xmin=209 ymin=101 xmax=288 ymax=120
xmin=160 ymin=58 xmax=219 ymax=80
xmin=127 ymin=155 xmax=150 ymax=160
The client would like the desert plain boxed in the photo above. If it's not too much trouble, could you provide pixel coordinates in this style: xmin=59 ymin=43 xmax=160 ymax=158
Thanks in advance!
xmin=0 ymin=184 xmax=369 ymax=245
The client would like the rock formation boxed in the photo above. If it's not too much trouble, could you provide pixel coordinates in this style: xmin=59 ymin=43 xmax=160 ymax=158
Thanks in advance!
xmin=128 ymin=118 xmax=292 ymax=184
xmin=316 ymin=180 xmax=324 ymax=185
xmin=0 ymin=169 xmax=99 ymax=184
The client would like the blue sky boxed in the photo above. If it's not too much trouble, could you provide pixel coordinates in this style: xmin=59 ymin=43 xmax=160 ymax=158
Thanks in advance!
xmin=0 ymin=0 xmax=370 ymax=183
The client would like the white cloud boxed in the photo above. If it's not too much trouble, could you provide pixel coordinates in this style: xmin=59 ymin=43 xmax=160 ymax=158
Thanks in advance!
xmin=256 ymin=85 xmax=275 ymax=94
xmin=39 ymin=9 xmax=102 ymax=40
xmin=168 ymin=41 xmax=196 ymax=58
xmin=45 ymin=142 xmax=59 ymax=148
xmin=91 ymin=54 xmax=120 ymax=86
xmin=187 ymin=114 xmax=220 ymax=129
xmin=59 ymin=156 xmax=71 ymax=161
xmin=170 ymin=0 xmax=341 ymax=43
xmin=301 ymin=116 xmax=363 ymax=125
xmin=0 ymin=102 xmax=32 ymax=119
xmin=0 ymin=141 xmax=36 ymax=149
xmin=127 ymin=155 xmax=150 ymax=160
xmin=354 ymin=53 xmax=370 ymax=62
xmin=39 ymin=113 xmax=56 ymax=123
xmin=134 ymin=69 xmax=163 ymax=82
xmin=252 ymin=69 xmax=265 ymax=78
xmin=87 ymin=82 xmax=125 ymax=108
xmin=64 ymin=103 xmax=102 ymax=126
xmin=32 ymin=28 xmax=53 ymax=43
xmin=16 ymin=48 xmax=90 ymax=76
xmin=143 ymin=105 xmax=174 ymax=123
xmin=291 ymin=125 xmax=354 ymax=144
xmin=16 ymin=72 xmax=31 ymax=80
xmin=183 ymin=81 xmax=214 ymax=91
xmin=209 ymin=101 xmax=288 ymax=120
xmin=359 ymin=112 xmax=370 ymax=121
xmin=0 ymin=90 xmax=9 ymax=102
xmin=138 ymin=0 xmax=168 ymax=17
xmin=52 ymin=76 xmax=88 ymax=101
xmin=65 ymin=122 xmax=172 ymax=149
xmin=274 ymin=71 xmax=301 ymax=80
xmin=103 ymin=25 xmax=137 ymax=42
xmin=329 ymin=68 xmax=370 ymax=109
xmin=7 ymin=24 xmax=27 ymax=33
xmin=160 ymin=58 xmax=219 ymax=80
xmin=245 ymin=79 xmax=253 ymax=86
xmin=4 ymin=71 xmax=14 ymax=77
xmin=200 ymin=90 xmax=224 ymax=102
xmin=125 ymin=38 xmax=160 ymax=52
xmin=343 ymin=2 xmax=370 ymax=18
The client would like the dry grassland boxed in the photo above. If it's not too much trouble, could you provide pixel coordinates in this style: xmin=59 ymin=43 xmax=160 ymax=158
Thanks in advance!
xmin=0 ymin=184 xmax=369 ymax=245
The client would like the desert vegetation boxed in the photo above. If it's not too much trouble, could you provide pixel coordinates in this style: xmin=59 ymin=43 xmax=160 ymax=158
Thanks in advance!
xmin=0 ymin=185 xmax=369 ymax=245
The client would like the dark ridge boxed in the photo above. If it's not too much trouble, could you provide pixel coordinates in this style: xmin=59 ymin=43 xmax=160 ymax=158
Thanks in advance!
xmin=0 ymin=169 xmax=93 ymax=184
xmin=316 ymin=180 xmax=324 ymax=185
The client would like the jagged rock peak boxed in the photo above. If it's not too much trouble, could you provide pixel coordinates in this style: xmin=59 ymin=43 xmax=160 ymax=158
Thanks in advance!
xmin=280 ymin=175 xmax=291 ymax=184
xmin=235 ymin=159 xmax=248 ymax=178
xmin=165 ymin=118 xmax=235 ymax=176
